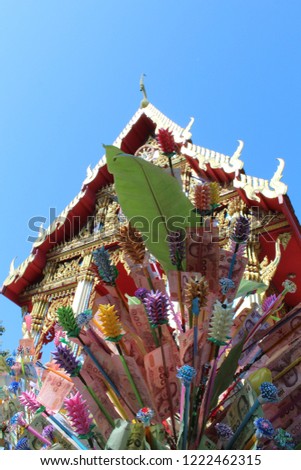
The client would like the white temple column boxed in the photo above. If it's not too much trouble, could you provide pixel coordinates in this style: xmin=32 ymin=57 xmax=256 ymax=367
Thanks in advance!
xmin=71 ymin=253 xmax=94 ymax=316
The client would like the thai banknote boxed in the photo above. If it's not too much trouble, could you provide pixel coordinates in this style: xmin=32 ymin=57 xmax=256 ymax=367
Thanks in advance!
xmin=167 ymin=270 xmax=198 ymax=303
xmin=144 ymin=342 xmax=180 ymax=421
xmin=130 ymin=269 xmax=151 ymax=291
xmin=21 ymin=414 xmax=77 ymax=450
xmin=86 ymin=342 xmax=155 ymax=419
xmin=19 ymin=337 xmax=35 ymax=356
xmin=178 ymin=327 xmax=211 ymax=382
xmin=185 ymin=227 xmax=220 ymax=293
xmin=259 ymin=303 xmax=301 ymax=357
xmin=264 ymin=383 xmax=301 ymax=430
xmin=232 ymin=306 xmax=270 ymax=349
xmin=37 ymin=371 xmax=74 ymax=413
xmin=225 ymin=381 xmax=262 ymax=450
xmin=126 ymin=422 xmax=146 ymax=450
xmin=266 ymin=337 xmax=301 ymax=401
xmin=129 ymin=304 xmax=157 ymax=352
xmin=73 ymin=359 xmax=118 ymax=439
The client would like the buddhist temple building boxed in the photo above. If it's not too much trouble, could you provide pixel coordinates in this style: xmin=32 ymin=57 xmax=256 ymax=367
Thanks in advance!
xmin=2 ymin=84 xmax=301 ymax=450
xmin=1 ymin=97 xmax=301 ymax=360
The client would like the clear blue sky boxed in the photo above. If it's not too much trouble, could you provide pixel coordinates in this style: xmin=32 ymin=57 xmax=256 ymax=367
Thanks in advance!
xmin=0 ymin=0 xmax=300 ymax=352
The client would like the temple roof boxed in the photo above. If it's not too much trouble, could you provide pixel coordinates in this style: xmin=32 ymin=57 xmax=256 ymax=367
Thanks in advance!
xmin=1 ymin=102 xmax=301 ymax=306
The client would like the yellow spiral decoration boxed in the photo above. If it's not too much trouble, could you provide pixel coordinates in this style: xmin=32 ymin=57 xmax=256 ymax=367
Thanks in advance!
xmin=96 ymin=304 xmax=123 ymax=342
xmin=185 ymin=275 xmax=208 ymax=309
xmin=210 ymin=182 xmax=220 ymax=206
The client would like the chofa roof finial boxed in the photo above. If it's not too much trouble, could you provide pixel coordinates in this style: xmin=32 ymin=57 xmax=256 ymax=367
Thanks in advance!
xmin=140 ymin=73 xmax=149 ymax=108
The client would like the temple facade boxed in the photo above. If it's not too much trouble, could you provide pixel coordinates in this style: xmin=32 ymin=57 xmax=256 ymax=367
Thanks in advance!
xmin=1 ymin=101 xmax=300 ymax=359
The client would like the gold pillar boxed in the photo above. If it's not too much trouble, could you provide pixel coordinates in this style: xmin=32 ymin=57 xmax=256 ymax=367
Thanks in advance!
xmin=31 ymin=295 xmax=49 ymax=337
xmin=245 ymin=241 xmax=261 ymax=282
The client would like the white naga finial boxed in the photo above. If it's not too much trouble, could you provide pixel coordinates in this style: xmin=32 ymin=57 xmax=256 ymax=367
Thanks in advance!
xmin=270 ymin=158 xmax=286 ymax=189
xmin=181 ymin=117 xmax=195 ymax=141
xmin=231 ymin=140 xmax=244 ymax=161
xmin=261 ymin=158 xmax=288 ymax=199
xmin=9 ymin=256 xmax=17 ymax=275
xmin=228 ymin=140 xmax=244 ymax=173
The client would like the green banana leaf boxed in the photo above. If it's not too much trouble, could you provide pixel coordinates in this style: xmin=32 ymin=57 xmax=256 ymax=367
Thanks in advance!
xmin=209 ymin=338 xmax=245 ymax=411
xmin=236 ymin=279 xmax=268 ymax=299
xmin=105 ymin=145 xmax=195 ymax=272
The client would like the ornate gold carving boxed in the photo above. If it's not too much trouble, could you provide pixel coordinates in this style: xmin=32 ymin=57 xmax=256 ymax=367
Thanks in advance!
xmin=47 ymin=296 xmax=70 ymax=324
xmin=278 ymin=232 xmax=291 ymax=250
xmin=80 ymin=253 xmax=92 ymax=269
xmin=244 ymin=242 xmax=261 ymax=282
xmin=76 ymin=222 xmax=93 ymax=239
xmin=110 ymin=248 xmax=132 ymax=275
xmin=22 ymin=258 xmax=81 ymax=298
xmin=134 ymin=139 xmax=160 ymax=163
xmin=88 ymin=285 xmax=97 ymax=311
xmin=34 ymin=295 xmax=73 ymax=360
xmin=259 ymin=232 xmax=291 ymax=287
xmin=32 ymin=293 xmax=48 ymax=303
xmin=94 ymin=185 xmax=118 ymax=231
xmin=135 ymin=136 xmax=186 ymax=168
xmin=217 ymin=208 xmax=230 ymax=243
xmin=77 ymin=271 xmax=95 ymax=283
xmin=31 ymin=299 xmax=48 ymax=333
xmin=42 ymin=261 xmax=57 ymax=283
xmin=104 ymin=200 xmax=119 ymax=230
xmin=52 ymin=258 xmax=82 ymax=281
xmin=227 ymin=196 xmax=246 ymax=217
xmin=44 ymin=184 xmax=121 ymax=260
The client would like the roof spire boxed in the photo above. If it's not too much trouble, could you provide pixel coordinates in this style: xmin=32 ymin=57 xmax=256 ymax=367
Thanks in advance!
xmin=139 ymin=74 xmax=149 ymax=108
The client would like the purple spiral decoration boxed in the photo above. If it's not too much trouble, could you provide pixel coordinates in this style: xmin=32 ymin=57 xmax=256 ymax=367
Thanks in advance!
xmin=52 ymin=344 xmax=81 ymax=376
xmin=144 ymin=290 xmax=170 ymax=328
xmin=167 ymin=230 xmax=185 ymax=269
xmin=230 ymin=216 xmax=250 ymax=244
xmin=134 ymin=288 xmax=150 ymax=302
